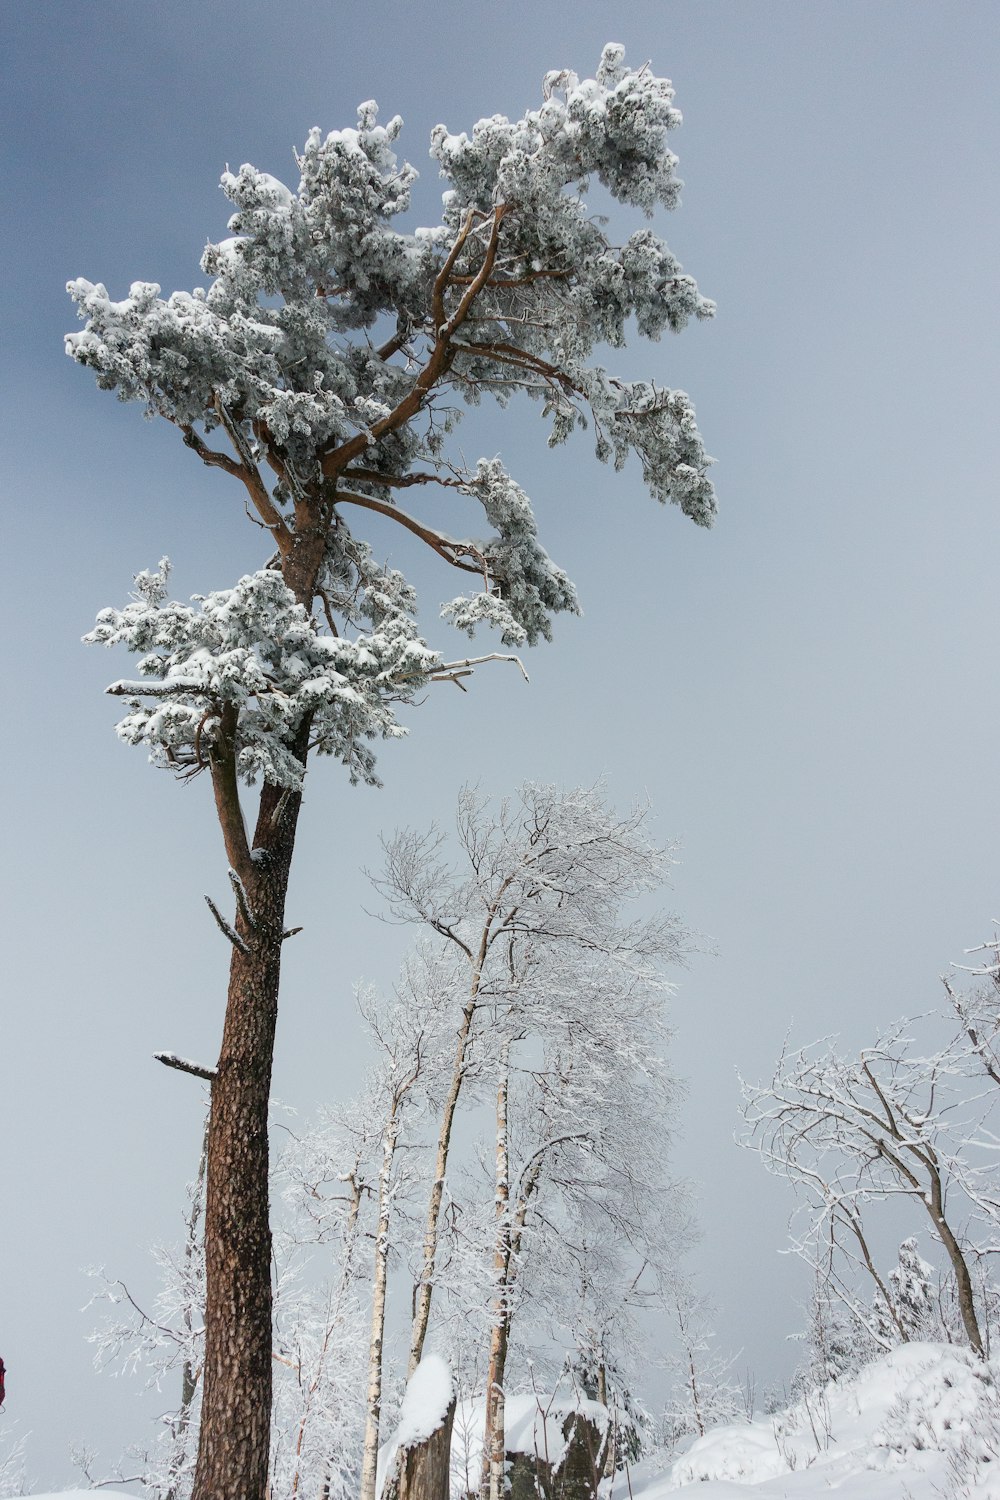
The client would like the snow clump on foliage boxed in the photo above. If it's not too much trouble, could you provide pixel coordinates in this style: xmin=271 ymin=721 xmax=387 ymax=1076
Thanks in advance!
xmin=85 ymin=560 xmax=438 ymax=787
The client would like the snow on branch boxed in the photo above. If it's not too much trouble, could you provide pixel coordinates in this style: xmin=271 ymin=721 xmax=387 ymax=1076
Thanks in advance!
xmin=155 ymin=1051 xmax=217 ymax=1081
xmin=70 ymin=44 xmax=719 ymax=793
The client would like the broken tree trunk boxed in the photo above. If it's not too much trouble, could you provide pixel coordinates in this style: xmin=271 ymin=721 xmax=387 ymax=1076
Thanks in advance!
xmin=383 ymin=1396 xmax=457 ymax=1500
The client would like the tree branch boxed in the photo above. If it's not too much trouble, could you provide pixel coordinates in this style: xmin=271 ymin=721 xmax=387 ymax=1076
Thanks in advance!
xmin=340 ymin=468 xmax=470 ymax=491
xmin=321 ymin=206 xmax=508 ymax=478
xmin=178 ymin=411 xmax=293 ymax=557
xmin=205 ymin=893 xmax=251 ymax=955
xmin=228 ymin=868 xmax=258 ymax=932
xmin=448 ymin=268 xmax=571 ymax=288
xmin=155 ymin=1051 xmax=218 ymax=1081
xmin=333 ymin=491 xmax=483 ymax=573
xmin=106 ymin=677 xmax=206 ymax=698
xmin=431 ymin=653 xmax=530 ymax=686
xmin=212 ymin=398 xmax=294 ymax=555
xmin=208 ymin=704 xmax=255 ymax=888
xmin=181 ymin=425 xmax=245 ymax=478
xmin=452 ymin=338 xmax=580 ymax=393
xmin=376 ymin=321 xmax=413 ymax=362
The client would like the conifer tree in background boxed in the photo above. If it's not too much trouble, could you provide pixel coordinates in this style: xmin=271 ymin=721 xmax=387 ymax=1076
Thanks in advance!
xmin=67 ymin=47 xmax=715 ymax=1500
xmin=885 ymin=1238 xmax=935 ymax=1343
xmin=794 ymin=1270 xmax=871 ymax=1391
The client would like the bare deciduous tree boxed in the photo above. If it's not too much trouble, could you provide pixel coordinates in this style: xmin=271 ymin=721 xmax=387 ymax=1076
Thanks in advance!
xmin=742 ymin=1023 xmax=988 ymax=1355
xmin=372 ymin=784 xmax=686 ymax=1392
xmin=661 ymin=1285 xmax=744 ymax=1452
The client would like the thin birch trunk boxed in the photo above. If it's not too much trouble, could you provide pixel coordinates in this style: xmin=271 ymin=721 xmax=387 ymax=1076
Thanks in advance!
xmin=294 ymin=1167 xmax=364 ymax=1500
xmin=360 ymin=1107 xmax=403 ymax=1500
xmin=596 ymin=1368 xmax=616 ymax=1479
xmin=407 ymin=974 xmax=484 ymax=1375
xmin=407 ymin=864 xmax=530 ymax=1378
xmin=481 ymin=1042 xmax=511 ymax=1500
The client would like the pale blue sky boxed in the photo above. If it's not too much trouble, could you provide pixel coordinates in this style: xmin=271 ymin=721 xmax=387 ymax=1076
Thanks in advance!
xmin=3 ymin=0 xmax=1000 ymax=1484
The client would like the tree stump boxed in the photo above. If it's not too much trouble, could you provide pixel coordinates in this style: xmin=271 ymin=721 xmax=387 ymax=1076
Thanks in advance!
xmin=504 ymin=1410 xmax=609 ymax=1500
xmin=384 ymin=1396 xmax=457 ymax=1500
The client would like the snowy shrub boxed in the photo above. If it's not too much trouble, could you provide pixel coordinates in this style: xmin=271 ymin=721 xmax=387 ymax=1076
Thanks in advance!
xmin=870 ymin=1345 xmax=998 ymax=1473
xmin=667 ymin=1343 xmax=1000 ymax=1494
xmin=0 ymin=1426 xmax=30 ymax=1499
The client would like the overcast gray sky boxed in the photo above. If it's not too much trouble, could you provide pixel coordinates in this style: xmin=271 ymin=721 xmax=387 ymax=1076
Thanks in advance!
xmin=4 ymin=0 xmax=1000 ymax=1486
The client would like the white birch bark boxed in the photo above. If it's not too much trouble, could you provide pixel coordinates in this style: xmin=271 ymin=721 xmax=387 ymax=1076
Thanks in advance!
xmin=482 ymin=1040 xmax=511 ymax=1500
xmin=407 ymin=991 xmax=478 ymax=1378
xmin=293 ymin=1165 xmax=364 ymax=1500
xmin=407 ymin=891 xmax=517 ymax=1377
xmin=360 ymin=1108 xmax=404 ymax=1500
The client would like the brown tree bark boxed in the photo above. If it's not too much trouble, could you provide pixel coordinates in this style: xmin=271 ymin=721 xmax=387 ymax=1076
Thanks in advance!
xmin=860 ymin=1062 xmax=985 ymax=1357
xmin=192 ymin=760 xmax=306 ymax=1500
xmin=924 ymin=1162 xmax=984 ymax=1356
xmin=185 ymin=209 xmax=515 ymax=1500
xmin=383 ymin=1397 xmax=457 ymax=1500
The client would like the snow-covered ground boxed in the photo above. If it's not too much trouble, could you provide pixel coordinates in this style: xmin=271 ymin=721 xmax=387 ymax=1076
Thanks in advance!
xmin=22 ymin=1343 xmax=1000 ymax=1499
xmin=626 ymin=1342 xmax=1000 ymax=1498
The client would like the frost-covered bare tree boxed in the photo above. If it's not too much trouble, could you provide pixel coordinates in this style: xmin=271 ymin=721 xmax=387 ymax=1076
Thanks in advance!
xmin=742 ymin=1023 xmax=991 ymax=1356
xmin=478 ymin=1010 xmax=677 ymax=1500
xmin=661 ymin=1284 xmax=745 ymax=1453
xmin=268 ymin=1264 xmax=368 ymax=1500
xmin=944 ymin=930 xmax=1000 ymax=1092
xmin=67 ymin=46 xmax=716 ymax=1500
xmin=86 ymin=1114 xmax=371 ymax=1500
xmin=353 ymin=954 xmax=461 ymax=1500
xmin=372 ymin=783 xmax=687 ymax=1390
xmin=372 ymin=782 xmax=687 ymax=1499
xmin=0 ymin=1427 xmax=30 ymax=1500
xmin=85 ymin=1122 xmax=209 ymax=1500
xmin=495 ymin=1069 xmax=681 ymax=1486
xmin=792 ymin=1266 xmax=876 ymax=1392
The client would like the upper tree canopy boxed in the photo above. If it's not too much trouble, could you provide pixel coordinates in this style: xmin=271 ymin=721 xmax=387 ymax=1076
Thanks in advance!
xmin=68 ymin=45 xmax=716 ymax=793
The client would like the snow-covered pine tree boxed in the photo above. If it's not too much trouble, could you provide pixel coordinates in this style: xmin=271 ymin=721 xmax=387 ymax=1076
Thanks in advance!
xmin=883 ymin=1237 xmax=936 ymax=1345
xmin=67 ymin=48 xmax=716 ymax=1500
xmin=792 ymin=1269 xmax=874 ymax=1392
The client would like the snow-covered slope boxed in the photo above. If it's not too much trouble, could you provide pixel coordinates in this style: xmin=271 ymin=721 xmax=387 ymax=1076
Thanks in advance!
xmin=25 ymin=1345 xmax=1000 ymax=1499
xmin=622 ymin=1342 xmax=1000 ymax=1499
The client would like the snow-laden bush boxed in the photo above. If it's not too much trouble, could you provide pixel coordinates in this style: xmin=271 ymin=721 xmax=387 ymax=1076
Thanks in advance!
xmin=0 ymin=1426 xmax=29 ymax=1499
xmin=870 ymin=1344 xmax=1000 ymax=1498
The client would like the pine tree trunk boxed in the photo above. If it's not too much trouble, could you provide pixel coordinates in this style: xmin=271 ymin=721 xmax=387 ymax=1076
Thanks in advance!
xmin=192 ymin=777 xmax=303 ymax=1500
